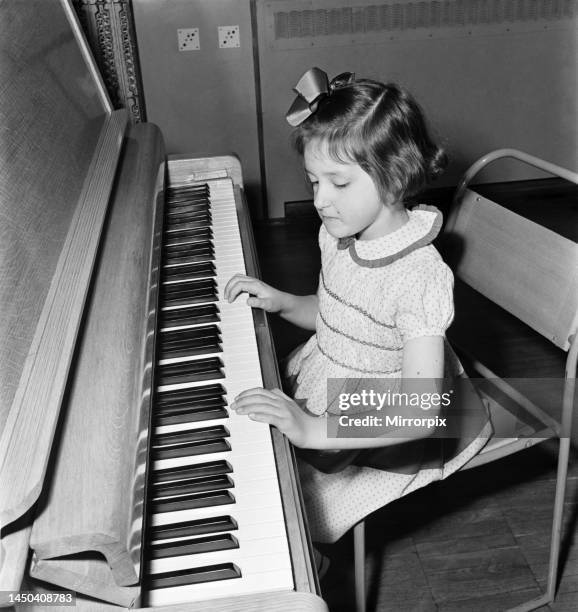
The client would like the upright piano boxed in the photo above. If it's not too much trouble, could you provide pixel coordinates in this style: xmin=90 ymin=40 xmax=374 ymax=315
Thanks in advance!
xmin=0 ymin=1 xmax=327 ymax=610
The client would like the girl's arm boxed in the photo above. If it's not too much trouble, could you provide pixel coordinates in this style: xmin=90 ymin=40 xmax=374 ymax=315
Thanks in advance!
xmin=224 ymin=274 xmax=318 ymax=330
xmin=232 ymin=336 xmax=445 ymax=449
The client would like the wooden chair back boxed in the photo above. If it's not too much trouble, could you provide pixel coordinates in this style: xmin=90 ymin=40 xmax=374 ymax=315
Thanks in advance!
xmin=444 ymin=188 xmax=578 ymax=351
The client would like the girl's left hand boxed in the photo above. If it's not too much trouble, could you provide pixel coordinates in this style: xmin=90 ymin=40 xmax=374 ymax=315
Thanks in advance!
xmin=231 ymin=387 xmax=315 ymax=448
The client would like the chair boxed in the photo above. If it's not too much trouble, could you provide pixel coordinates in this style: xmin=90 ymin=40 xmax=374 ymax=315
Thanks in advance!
xmin=352 ymin=149 xmax=578 ymax=612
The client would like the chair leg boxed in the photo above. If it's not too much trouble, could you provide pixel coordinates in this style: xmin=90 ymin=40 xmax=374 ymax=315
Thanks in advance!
xmin=506 ymin=435 xmax=573 ymax=612
xmin=354 ymin=520 xmax=366 ymax=612
xmin=546 ymin=435 xmax=572 ymax=600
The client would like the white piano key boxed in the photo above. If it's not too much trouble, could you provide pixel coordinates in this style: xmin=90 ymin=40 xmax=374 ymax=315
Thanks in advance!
xmin=147 ymin=568 xmax=293 ymax=607
xmin=153 ymin=416 xmax=274 ymax=440
xmin=153 ymin=445 xmax=276 ymax=472
xmin=151 ymin=493 xmax=285 ymax=529
xmin=152 ymin=515 xmax=286 ymax=546
xmin=152 ymin=464 xmax=279 ymax=495
xmin=149 ymin=535 xmax=290 ymax=574
xmin=146 ymin=177 xmax=293 ymax=604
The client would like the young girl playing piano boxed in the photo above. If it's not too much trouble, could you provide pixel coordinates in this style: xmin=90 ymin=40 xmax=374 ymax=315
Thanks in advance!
xmin=224 ymin=68 xmax=490 ymax=544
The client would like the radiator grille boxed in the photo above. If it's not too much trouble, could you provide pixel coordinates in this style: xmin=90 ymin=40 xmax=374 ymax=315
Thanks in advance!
xmin=274 ymin=0 xmax=577 ymax=39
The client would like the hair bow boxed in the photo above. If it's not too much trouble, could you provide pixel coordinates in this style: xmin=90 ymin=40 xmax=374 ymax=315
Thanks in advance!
xmin=286 ymin=67 xmax=356 ymax=127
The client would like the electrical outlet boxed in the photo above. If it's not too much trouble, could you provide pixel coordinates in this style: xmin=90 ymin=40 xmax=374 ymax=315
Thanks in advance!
xmin=218 ymin=25 xmax=240 ymax=49
xmin=177 ymin=28 xmax=200 ymax=51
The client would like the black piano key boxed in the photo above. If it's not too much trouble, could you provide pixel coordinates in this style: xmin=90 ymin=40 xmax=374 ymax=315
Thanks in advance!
xmin=161 ymin=289 xmax=217 ymax=307
xmin=161 ymin=285 xmax=217 ymax=308
xmin=153 ymin=406 xmax=227 ymax=426
xmin=167 ymin=189 xmax=209 ymax=202
xmin=155 ymin=397 xmax=226 ymax=417
xmin=151 ymin=474 xmax=233 ymax=498
xmin=155 ymin=399 xmax=226 ymax=418
xmin=166 ymin=205 xmax=210 ymax=218
xmin=159 ymin=327 xmax=221 ymax=354
xmin=162 ymin=281 xmax=216 ymax=300
xmin=150 ymin=516 xmax=238 ymax=541
xmin=160 ymin=329 xmax=220 ymax=346
xmin=166 ymin=194 xmax=209 ymax=206
xmin=165 ymin=201 xmax=211 ymax=215
xmin=166 ymin=215 xmax=212 ymax=229
xmin=167 ymin=184 xmax=208 ymax=194
xmin=163 ymin=241 xmax=213 ymax=257
xmin=167 ymin=192 xmax=209 ymax=203
xmin=153 ymin=460 xmax=233 ymax=485
xmin=155 ymin=383 xmax=225 ymax=407
xmin=146 ymin=563 xmax=241 ymax=589
xmin=154 ymin=425 xmax=229 ymax=446
xmin=164 ymin=226 xmax=212 ymax=243
xmin=163 ymin=262 xmax=215 ymax=282
xmin=163 ymin=220 xmax=215 ymax=235
xmin=163 ymin=278 xmax=215 ymax=293
xmin=163 ymin=239 xmax=212 ymax=253
xmin=160 ymin=304 xmax=220 ymax=328
xmin=151 ymin=490 xmax=235 ymax=514
xmin=167 ymin=200 xmax=208 ymax=208
xmin=163 ymin=248 xmax=215 ymax=267
xmin=155 ymin=399 xmax=226 ymax=417
xmin=152 ymin=438 xmax=230 ymax=461
xmin=159 ymin=340 xmax=222 ymax=360
xmin=149 ymin=533 xmax=239 ymax=559
xmin=166 ymin=197 xmax=209 ymax=208
xmin=161 ymin=324 xmax=220 ymax=344
xmin=158 ymin=357 xmax=224 ymax=386
xmin=165 ymin=215 xmax=211 ymax=230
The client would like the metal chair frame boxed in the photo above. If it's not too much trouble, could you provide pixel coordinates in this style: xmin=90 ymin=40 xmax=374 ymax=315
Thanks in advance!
xmin=352 ymin=150 xmax=578 ymax=612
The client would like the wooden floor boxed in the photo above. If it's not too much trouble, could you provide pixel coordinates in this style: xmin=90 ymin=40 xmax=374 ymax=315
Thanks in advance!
xmin=253 ymin=178 xmax=578 ymax=612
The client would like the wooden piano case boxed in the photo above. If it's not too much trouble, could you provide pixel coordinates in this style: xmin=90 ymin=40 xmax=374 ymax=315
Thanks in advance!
xmin=0 ymin=1 xmax=326 ymax=610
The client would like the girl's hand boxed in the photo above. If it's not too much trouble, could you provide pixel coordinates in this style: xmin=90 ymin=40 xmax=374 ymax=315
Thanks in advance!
xmin=231 ymin=387 xmax=317 ymax=448
xmin=224 ymin=274 xmax=287 ymax=314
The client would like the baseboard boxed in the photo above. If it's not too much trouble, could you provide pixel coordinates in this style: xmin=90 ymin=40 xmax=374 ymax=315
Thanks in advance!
xmin=284 ymin=199 xmax=317 ymax=219
xmin=283 ymin=177 xmax=573 ymax=220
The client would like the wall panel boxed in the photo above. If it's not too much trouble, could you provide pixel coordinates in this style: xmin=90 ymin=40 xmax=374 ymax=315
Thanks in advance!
xmin=133 ymin=0 xmax=263 ymax=215
xmin=257 ymin=0 xmax=577 ymax=217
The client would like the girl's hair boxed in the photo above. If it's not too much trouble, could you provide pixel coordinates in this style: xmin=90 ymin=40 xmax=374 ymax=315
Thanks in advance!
xmin=293 ymin=80 xmax=447 ymax=204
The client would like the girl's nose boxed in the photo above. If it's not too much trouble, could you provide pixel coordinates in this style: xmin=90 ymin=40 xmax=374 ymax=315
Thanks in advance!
xmin=313 ymin=188 xmax=331 ymax=211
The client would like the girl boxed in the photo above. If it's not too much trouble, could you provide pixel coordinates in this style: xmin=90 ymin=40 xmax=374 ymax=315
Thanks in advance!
xmin=224 ymin=68 xmax=490 ymax=544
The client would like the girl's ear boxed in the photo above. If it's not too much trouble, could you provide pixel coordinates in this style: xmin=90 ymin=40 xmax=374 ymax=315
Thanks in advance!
xmin=381 ymin=190 xmax=398 ymax=208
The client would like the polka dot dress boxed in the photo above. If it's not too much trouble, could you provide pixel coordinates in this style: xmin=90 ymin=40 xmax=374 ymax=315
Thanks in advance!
xmin=286 ymin=206 xmax=491 ymax=543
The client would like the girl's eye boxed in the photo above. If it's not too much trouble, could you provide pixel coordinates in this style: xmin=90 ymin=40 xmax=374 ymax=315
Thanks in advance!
xmin=334 ymin=183 xmax=349 ymax=189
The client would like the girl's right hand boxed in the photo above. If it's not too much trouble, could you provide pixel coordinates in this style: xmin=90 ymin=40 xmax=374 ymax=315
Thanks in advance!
xmin=224 ymin=274 xmax=287 ymax=313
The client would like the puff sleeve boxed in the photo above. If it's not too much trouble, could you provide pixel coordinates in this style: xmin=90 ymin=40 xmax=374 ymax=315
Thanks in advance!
xmin=394 ymin=257 xmax=454 ymax=342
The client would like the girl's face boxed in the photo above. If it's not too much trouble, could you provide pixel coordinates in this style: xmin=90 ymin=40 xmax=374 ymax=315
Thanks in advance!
xmin=304 ymin=139 xmax=394 ymax=241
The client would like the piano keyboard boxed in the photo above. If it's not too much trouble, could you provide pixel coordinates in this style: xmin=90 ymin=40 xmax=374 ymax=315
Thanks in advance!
xmin=143 ymin=178 xmax=294 ymax=607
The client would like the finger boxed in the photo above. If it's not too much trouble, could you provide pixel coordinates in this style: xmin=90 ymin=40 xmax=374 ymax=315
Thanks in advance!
xmin=232 ymin=390 xmax=279 ymax=408
xmin=226 ymin=278 xmax=262 ymax=303
xmin=223 ymin=274 xmax=249 ymax=301
xmin=246 ymin=296 xmax=271 ymax=310
xmin=235 ymin=387 xmax=275 ymax=400
xmin=224 ymin=277 xmax=253 ymax=303
xmin=232 ymin=398 xmax=281 ymax=415
xmin=248 ymin=412 xmax=283 ymax=430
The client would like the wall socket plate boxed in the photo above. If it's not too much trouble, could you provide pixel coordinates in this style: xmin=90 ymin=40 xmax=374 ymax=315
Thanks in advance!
xmin=218 ymin=25 xmax=240 ymax=48
xmin=178 ymin=28 xmax=200 ymax=51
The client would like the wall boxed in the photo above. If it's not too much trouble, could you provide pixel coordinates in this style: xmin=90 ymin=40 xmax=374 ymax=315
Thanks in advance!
xmin=257 ymin=0 xmax=578 ymax=217
xmin=132 ymin=0 xmax=263 ymax=214
xmin=131 ymin=0 xmax=577 ymax=219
